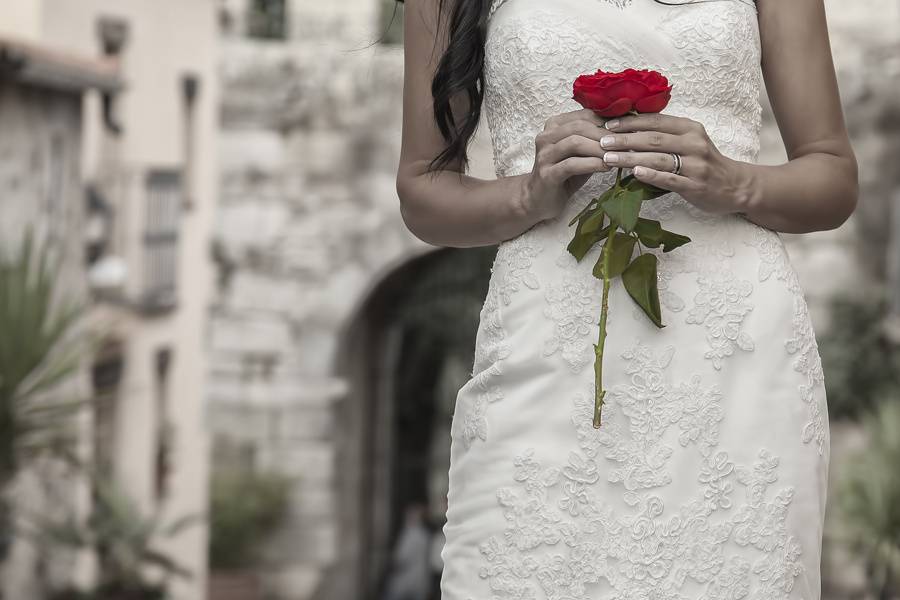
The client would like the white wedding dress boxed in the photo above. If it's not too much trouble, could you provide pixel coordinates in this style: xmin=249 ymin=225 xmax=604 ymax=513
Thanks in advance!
xmin=440 ymin=0 xmax=831 ymax=599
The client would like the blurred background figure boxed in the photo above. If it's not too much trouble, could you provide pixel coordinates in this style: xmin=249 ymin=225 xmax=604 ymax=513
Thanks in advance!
xmin=380 ymin=503 xmax=431 ymax=600
xmin=0 ymin=0 xmax=898 ymax=599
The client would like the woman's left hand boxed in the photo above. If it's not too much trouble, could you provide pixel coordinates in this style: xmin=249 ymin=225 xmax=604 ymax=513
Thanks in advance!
xmin=599 ymin=113 xmax=754 ymax=215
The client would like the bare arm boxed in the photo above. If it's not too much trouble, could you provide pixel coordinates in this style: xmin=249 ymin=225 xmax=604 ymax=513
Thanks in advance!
xmin=741 ymin=0 xmax=858 ymax=232
xmin=396 ymin=0 xmax=612 ymax=248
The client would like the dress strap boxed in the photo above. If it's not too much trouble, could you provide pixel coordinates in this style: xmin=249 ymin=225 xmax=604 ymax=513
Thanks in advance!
xmin=488 ymin=0 xmax=511 ymax=19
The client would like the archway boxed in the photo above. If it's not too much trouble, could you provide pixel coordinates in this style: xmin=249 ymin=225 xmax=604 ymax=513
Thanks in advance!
xmin=324 ymin=245 xmax=496 ymax=600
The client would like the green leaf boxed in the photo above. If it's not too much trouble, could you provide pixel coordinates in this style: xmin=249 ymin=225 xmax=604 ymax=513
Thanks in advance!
xmin=567 ymin=223 xmax=612 ymax=262
xmin=568 ymin=187 xmax=614 ymax=227
xmin=581 ymin=207 xmax=607 ymax=234
xmin=162 ymin=513 xmax=204 ymax=538
xmin=634 ymin=218 xmax=664 ymax=248
xmin=620 ymin=174 xmax=669 ymax=200
xmin=593 ymin=233 xmax=637 ymax=280
xmin=633 ymin=217 xmax=691 ymax=252
xmin=141 ymin=548 xmax=194 ymax=579
xmin=659 ymin=229 xmax=692 ymax=252
xmin=601 ymin=188 xmax=643 ymax=232
xmin=622 ymin=253 xmax=664 ymax=328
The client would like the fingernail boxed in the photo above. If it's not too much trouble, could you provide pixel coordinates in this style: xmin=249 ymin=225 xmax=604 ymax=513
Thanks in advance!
xmin=601 ymin=135 xmax=615 ymax=148
xmin=605 ymin=119 xmax=619 ymax=130
xmin=604 ymin=152 xmax=619 ymax=164
xmin=634 ymin=166 xmax=649 ymax=177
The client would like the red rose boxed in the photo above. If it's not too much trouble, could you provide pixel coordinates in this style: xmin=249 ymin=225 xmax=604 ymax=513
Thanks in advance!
xmin=572 ymin=68 xmax=673 ymax=117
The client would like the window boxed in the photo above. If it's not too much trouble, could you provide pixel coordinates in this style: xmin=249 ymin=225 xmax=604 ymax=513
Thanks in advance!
xmin=142 ymin=170 xmax=181 ymax=311
xmin=247 ymin=0 xmax=287 ymax=40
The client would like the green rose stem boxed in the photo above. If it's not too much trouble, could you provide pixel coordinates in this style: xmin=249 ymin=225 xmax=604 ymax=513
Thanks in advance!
xmin=592 ymin=166 xmax=622 ymax=428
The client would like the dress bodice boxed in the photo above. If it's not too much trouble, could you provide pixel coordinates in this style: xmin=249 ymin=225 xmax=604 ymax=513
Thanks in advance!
xmin=483 ymin=0 xmax=763 ymax=179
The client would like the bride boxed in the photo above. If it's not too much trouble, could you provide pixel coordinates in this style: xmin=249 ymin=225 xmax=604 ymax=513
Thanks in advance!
xmin=394 ymin=0 xmax=858 ymax=598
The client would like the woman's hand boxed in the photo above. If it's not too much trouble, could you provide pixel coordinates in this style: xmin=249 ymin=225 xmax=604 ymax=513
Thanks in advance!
xmin=519 ymin=108 xmax=615 ymax=222
xmin=598 ymin=113 xmax=755 ymax=215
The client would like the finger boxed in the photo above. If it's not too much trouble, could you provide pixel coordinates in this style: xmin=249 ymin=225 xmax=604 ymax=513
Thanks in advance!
xmin=548 ymin=156 xmax=609 ymax=183
xmin=544 ymin=108 xmax=606 ymax=131
xmin=632 ymin=165 xmax=701 ymax=195
xmin=603 ymin=150 xmax=682 ymax=173
xmin=600 ymin=131 xmax=695 ymax=154
xmin=543 ymin=134 xmax=607 ymax=165
xmin=605 ymin=113 xmax=700 ymax=135
xmin=538 ymin=119 xmax=610 ymax=146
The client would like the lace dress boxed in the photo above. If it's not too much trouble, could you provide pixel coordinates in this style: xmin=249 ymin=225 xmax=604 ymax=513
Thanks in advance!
xmin=440 ymin=0 xmax=831 ymax=598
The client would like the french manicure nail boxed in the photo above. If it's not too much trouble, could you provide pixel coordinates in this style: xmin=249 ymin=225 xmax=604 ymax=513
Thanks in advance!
xmin=601 ymin=135 xmax=615 ymax=148
xmin=605 ymin=119 xmax=620 ymax=130
xmin=604 ymin=152 xmax=620 ymax=164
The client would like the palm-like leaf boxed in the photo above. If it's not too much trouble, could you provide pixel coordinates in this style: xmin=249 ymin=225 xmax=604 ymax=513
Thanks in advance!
xmin=29 ymin=468 xmax=198 ymax=589
xmin=0 ymin=229 xmax=86 ymax=487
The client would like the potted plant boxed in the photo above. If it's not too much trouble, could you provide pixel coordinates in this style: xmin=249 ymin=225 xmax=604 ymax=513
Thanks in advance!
xmin=31 ymin=471 xmax=200 ymax=600
xmin=207 ymin=468 xmax=291 ymax=600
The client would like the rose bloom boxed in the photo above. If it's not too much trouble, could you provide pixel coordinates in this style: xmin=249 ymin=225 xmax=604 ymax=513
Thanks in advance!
xmin=572 ymin=68 xmax=672 ymax=117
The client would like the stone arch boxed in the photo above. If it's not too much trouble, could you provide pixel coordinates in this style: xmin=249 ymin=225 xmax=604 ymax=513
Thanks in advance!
xmin=319 ymin=244 xmax=496 ymax=600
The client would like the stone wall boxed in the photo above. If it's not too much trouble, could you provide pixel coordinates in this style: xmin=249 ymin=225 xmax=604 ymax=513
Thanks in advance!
xmin=211 ymin=3 xmax=435 ymax=594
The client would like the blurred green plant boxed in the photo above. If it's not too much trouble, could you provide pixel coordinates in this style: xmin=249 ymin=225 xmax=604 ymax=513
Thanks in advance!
xmin=0 ymin=230 xmax=87 ymax=562
xmin=818 ymin=294 xmax=900 ymax=420
xmin=31 ymin=468 xmax=200 ymax=600
xmin=836 ymin=399 xmax=900 ymax=599
xmin=246 ymin=0 xmax=286 ymax=40
xmin=208 ymin=468 xmax=291 ymax=570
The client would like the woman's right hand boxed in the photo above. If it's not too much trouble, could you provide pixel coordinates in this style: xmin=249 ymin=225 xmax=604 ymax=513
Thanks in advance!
xmin=517 ymin=108 xmax=614 ymax=222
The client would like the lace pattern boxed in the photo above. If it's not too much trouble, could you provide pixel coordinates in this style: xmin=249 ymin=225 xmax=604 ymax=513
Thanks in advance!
xmin=489 ymin=0 xmax=635 ymax=20
xmin=475 ymin=344 xmax=805 ymax=600
xmin=456 ymin=233 xmax=543 ymax=449
xmin=542 ymin=273 xmax=603 ymax=373
xmin=745 ymin=227 xmax=830 ymax=456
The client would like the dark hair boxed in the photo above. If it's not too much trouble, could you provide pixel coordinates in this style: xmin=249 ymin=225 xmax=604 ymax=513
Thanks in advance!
xmin=395 ymin=0 xmax=755 ymax=173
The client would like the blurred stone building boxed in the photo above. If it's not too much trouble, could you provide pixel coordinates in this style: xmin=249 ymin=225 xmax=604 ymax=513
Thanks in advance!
xmin=210 ymin=2 xmax=899 ymax=600
xmin=0 ymin=27 xmax=118 ymax=600
xmin=1 ymin=0 xmax=219 ymax=598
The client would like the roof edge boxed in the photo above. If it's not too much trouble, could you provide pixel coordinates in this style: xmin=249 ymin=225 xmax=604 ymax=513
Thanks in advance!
xmin=0 ymin=35 xmax=122 ymax=94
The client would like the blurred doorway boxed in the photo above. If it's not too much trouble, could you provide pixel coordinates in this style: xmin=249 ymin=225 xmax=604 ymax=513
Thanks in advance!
xmin=332 ymin=246 xmax=496 ymax=600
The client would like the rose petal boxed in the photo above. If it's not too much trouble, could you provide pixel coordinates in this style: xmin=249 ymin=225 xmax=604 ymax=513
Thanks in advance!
xmin=574 ymin=89 xmax=608 ymax=110
xmin=593 ymin=97 xmax=634 ymax=118
xmin=635 ymin=88 xmax=672 ymax=113
xmin=604 ymin=79 xmax=652 ymax=102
